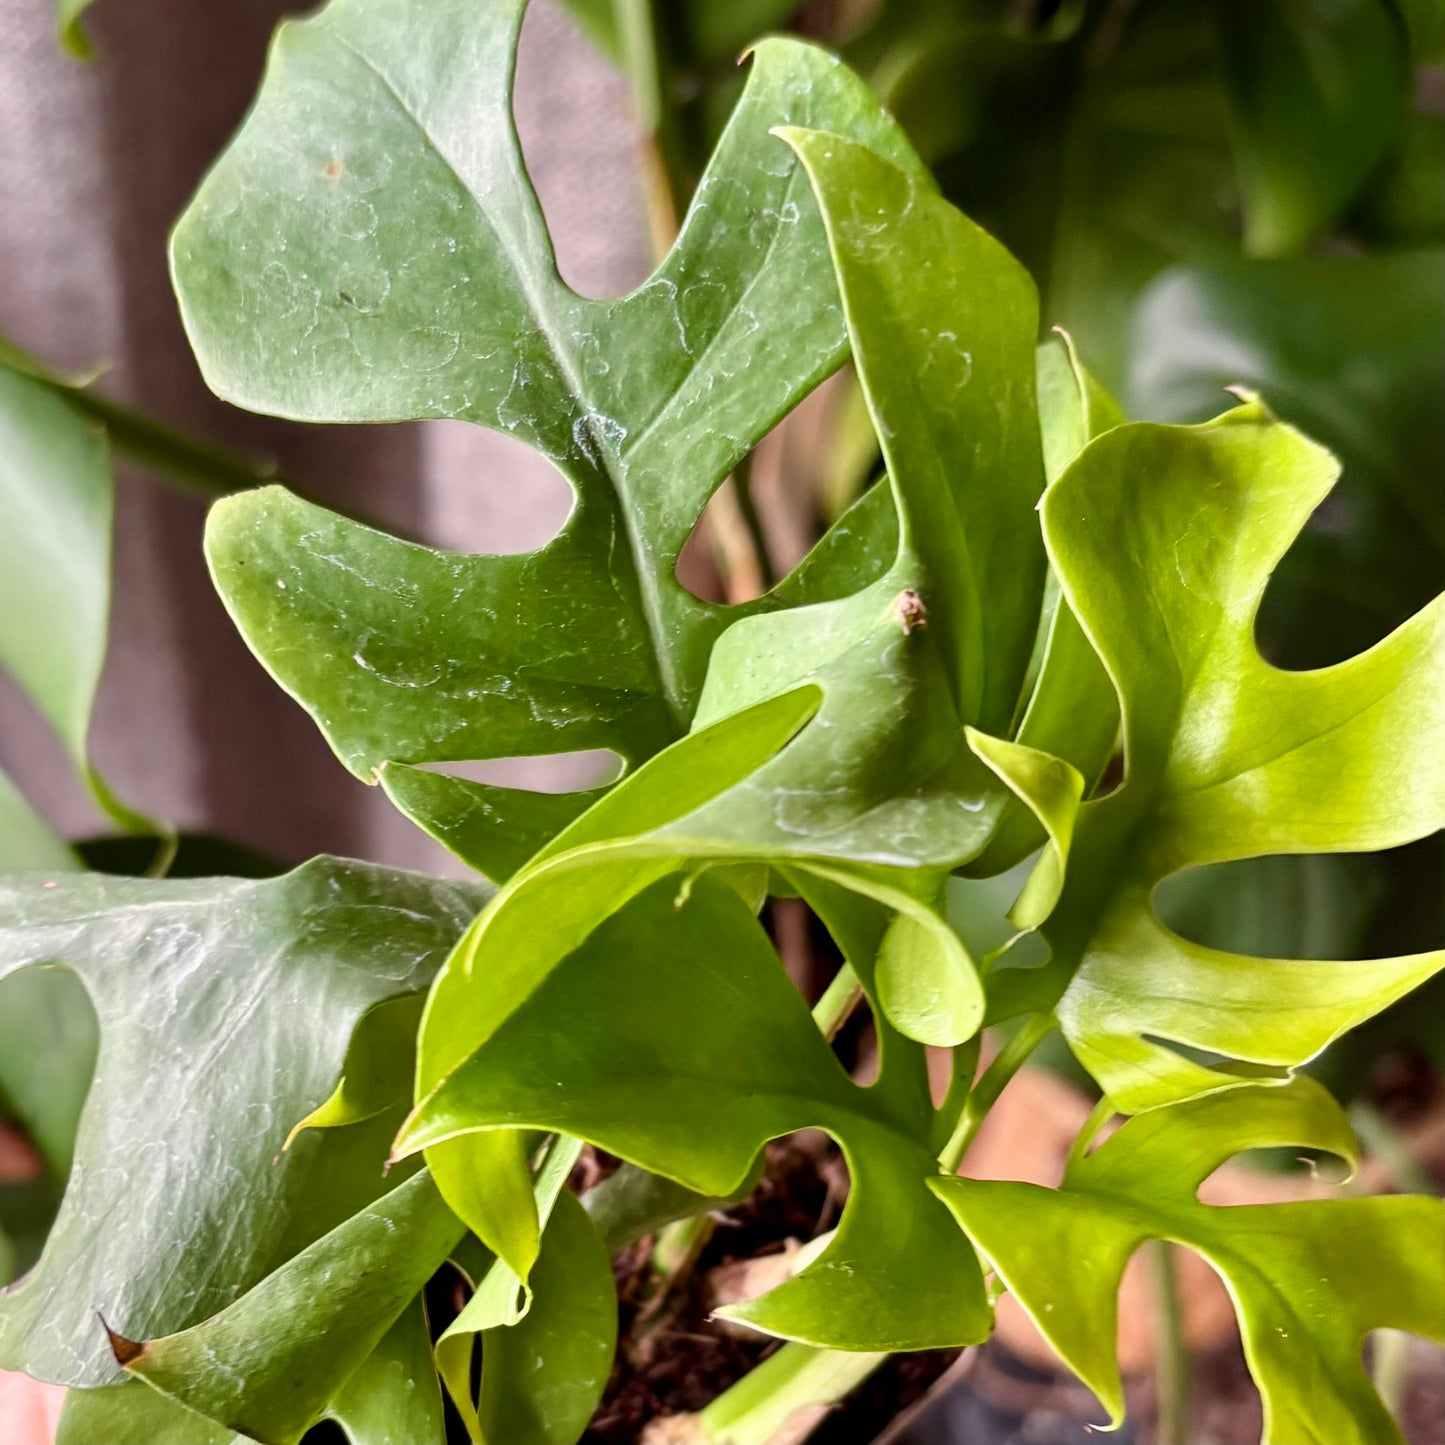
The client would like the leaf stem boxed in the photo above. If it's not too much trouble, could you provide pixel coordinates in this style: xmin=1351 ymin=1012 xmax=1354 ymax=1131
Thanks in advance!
xmin=811 ymin=963 xmax=862 ymax=1042
xmin=1149 ymin=1241 xmax=1190 ymax=1445
xmin=937 ymin=1013 xmax=1055 ymax=1173
xmin=70 ymin=390 xmax=280 ymax=498
xmin=929 ymin=1034 xmax=981 ymax=1155
xmin=689 ymin=1342 xmax=888 ymax=1444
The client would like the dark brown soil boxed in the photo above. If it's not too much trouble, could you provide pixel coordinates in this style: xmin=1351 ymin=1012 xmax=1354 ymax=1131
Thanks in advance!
xmin=584 ymin=1136 xmax=843 ymax=1442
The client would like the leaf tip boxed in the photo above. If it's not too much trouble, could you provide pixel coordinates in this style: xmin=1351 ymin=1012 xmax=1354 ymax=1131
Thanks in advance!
xmin=100 ymin=1314 xmax=146 ymax=1368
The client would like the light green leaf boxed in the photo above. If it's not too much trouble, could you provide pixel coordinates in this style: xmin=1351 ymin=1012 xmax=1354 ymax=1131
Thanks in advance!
xmin=0 ymin=859 xmax=478 ymax=1385
xmin=965 ymin=729 xmax=1083 ymax=930
xmin=406 ymin=689 xmax=820 ymax=1274
xmin=963 ymin=335 xmax=1119 ymax=879
xmin=0 ymin=364 xmax=112 ymax=800
xmin=401 ymin=872 xmax=989 ymax=1352
xmin=933 ymin=1078 xmax=1445 ymax=1444
xmin=1027 ymin=401 xmax=1445 ymax=1109
xmin=1130 ymin=252 xmax=1445 ymax=667
xmin=1212 ymin=0 xmax=1410 ymax=256
xmin=116 ymin=1170 xmax=460 ymax=1445
xmin=434 ymin=1133 xmax=581 ymax=1439
xmin=56 ymin=0 xmax=94 ymax=57
xmin=0 ymin=768 xmax=77 ymax=874
xmin=179 ymin=0 xmax=927 ymax=825
xmin=403 ymin=694 xmax=978 ymax=1288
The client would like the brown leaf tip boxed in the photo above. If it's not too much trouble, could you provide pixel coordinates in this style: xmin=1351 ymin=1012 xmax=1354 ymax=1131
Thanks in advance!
xmin=99 ymin=1313 xmax=146 ymax=1367
xmin=893 ymin=588 xmax=928 ymax=634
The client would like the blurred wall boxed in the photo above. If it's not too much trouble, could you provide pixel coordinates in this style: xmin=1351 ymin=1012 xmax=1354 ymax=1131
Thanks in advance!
xmin=0 ymin=0 xmax=649 ymax=872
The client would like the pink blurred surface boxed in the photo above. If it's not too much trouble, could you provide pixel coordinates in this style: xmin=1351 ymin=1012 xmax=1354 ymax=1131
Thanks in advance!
xmin=0 ymin=1371 xmax=62 ymax=1445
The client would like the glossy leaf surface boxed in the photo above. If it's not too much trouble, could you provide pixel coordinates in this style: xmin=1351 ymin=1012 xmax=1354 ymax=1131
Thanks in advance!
xmin=1030 ymin=402 xmax=1445 ymax=1109
xmin=935 ymin=1079 xmax=1445 ymax=1443
xmin=118 ymin=1171 xmax=459 ymax=1445
xmin=402 ymin=873 xmax=988 ymax=1351
xmin=0 ymin=859 xmax=477 ymax=1385
xmin=181 ymin=0 xmax=925 ymax=804
xmin=1130 ymin=251 xmax=1445 ymax=667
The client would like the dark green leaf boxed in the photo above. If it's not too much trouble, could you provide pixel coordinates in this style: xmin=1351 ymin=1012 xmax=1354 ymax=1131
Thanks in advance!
xmin=1213 ymin=0 xmax=1410 ymax=255
xmin=118 ymin=1171 xmax=460 ymax=1445
xmin=0 ymin=859 xmax=478 ymax=1385
xmin=179 ymin=0 xmax=927 ymax=832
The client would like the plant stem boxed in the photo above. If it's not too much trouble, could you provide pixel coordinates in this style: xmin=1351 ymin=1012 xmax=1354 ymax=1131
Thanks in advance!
xmin=612 ymin=0 xmax=688 ymax=255
xmin=70 ymin=390 xmax=280 ymax=498
xmin=811 ymin=963 xmax=862 ymax=1042
xmin=692 ymin=1342 xmax=887 ymax=1445
xmin=929 ymin=1034 xmax=981 ymax=1154
xmin=1149 ymin=1241 xmax=1190 ymax=1445
xmin=937 ymin=1013 xmax=1055 ymax=1173
xmin=1064 ymin=1092 xmax=1116 ymax=1173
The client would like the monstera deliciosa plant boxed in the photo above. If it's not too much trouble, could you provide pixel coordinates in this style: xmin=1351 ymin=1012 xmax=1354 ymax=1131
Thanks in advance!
xmin=3 ymin=0 xmax=1444 ymax=1442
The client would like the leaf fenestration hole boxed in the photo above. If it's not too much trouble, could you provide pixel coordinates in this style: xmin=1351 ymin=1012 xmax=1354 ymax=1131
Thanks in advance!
xmin=1152 ymin=848 xmax=1433 ymax=961
xmin=414 ymin=421 xmax=576 ymax=556
xmin=511 ymin=0 xmax=650 ymax=300
xmin=677 ymin=372 xmax=875 ymax=606
xmin=417 ymin=749 xmax=623 ymax=794
xmin=1255 ymin=475 xmax=1436 ymax=671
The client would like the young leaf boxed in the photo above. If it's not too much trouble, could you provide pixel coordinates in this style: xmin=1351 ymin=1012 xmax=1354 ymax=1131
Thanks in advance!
xmin=0 ymin=859 xmax=479 ymax=1385
xmin=178 ymin=0 xmax=929 ymax=834
xmin=933 ymin=1078 xmax=1445 ymax=1444
xmin=1024 ymin=402 xmax=1445 ymax=1110
xmin=962 ymin=339 xmax=1121 ymax=882
xmin=434 ymin=1133 xmax=582 ymax=1437
xmin=400 ymin=873 xmax=989 ymax=1352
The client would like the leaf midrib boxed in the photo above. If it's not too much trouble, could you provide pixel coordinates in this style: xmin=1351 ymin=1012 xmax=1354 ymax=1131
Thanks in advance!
xmin=329 ymin=29 xmax=685 ymax=727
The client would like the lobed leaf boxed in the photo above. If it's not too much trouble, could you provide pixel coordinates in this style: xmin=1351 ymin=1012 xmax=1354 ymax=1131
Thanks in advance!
xmin=180 ymin=0 xmax=928 ymax=825
xmin=1019 ymin=401 xmax=1445 ymax=1110
xmin=115 ymin=1170 xmax=460 ymax=1445
xmin=934 ymin=1078 xmax=1445 ymax=1444
xmin=400 ymin=872 xmax=988 ymax=1351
